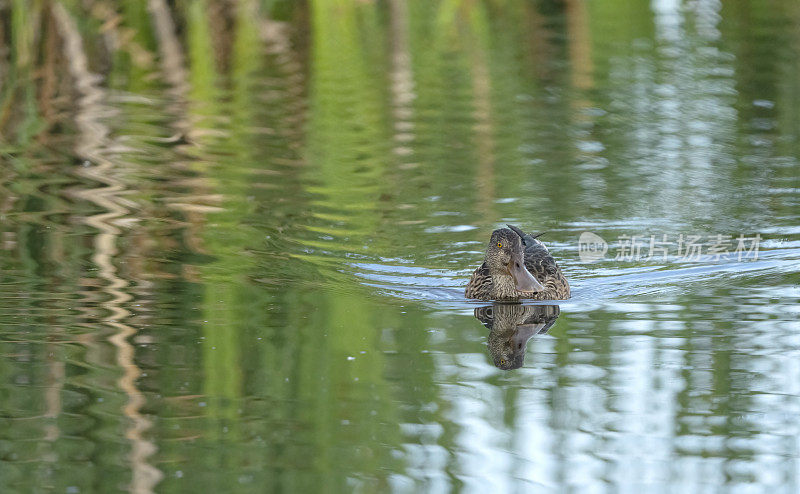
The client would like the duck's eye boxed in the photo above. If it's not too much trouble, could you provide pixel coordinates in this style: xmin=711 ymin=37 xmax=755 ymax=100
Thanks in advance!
xmin=497 ymin=242 xmax=502 ymax=248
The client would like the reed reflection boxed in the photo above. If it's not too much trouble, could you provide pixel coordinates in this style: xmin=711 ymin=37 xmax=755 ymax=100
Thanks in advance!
xmin=474 ymin=303 xmax=560 ymax=370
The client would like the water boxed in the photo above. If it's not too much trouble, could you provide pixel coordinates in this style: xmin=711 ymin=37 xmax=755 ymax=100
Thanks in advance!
xmin=1 ymin=0 xmax=799 ymax=492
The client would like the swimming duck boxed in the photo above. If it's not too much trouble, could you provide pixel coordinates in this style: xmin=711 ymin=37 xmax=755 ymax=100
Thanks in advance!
xmin=465 ymin=224 xmax=570 ymax=300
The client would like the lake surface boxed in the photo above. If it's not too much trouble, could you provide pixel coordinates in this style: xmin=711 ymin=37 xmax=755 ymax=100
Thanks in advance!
xmin=1 ymin=0 xmax=800 ymax=492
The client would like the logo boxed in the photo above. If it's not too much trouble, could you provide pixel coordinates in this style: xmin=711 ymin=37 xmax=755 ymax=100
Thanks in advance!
xmin=578 ymin=231 xmax=608 ymax=262
xmin=576 ymin=232 xmax=760 ymax=262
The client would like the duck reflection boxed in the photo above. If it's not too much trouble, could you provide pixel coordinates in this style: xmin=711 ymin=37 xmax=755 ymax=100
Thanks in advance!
xmin=475 ymin=303 xmax=561 ymax=370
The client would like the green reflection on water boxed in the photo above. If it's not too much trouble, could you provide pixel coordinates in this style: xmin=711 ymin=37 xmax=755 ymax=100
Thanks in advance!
xmin=1 ymin=0 xmax=800 ymax=492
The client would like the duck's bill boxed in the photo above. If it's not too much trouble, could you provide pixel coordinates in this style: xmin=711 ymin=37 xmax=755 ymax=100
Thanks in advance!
xmin=509 ymin=256 xmax=545 ymax=293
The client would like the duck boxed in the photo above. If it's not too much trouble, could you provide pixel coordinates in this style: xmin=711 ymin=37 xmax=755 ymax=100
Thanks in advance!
xmin=465 ymin=224 xmax=570 ymax=301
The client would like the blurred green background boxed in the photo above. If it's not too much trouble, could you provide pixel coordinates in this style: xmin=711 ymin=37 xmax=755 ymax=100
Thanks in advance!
xmin=1 ymin=0 xmax=799 ymax=492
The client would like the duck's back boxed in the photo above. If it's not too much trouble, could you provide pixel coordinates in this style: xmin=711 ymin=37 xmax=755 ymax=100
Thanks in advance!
xmin=507 ymin=225 xmax=570 ymax=300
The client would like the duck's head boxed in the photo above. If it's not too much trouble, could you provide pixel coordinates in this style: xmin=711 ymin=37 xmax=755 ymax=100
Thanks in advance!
xmin=485 ymin=228 xmax=544 ymax=294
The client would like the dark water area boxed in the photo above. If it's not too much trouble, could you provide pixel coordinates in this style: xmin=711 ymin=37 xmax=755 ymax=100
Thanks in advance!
xmin=1 ymin=0 xmax=799 ymax=492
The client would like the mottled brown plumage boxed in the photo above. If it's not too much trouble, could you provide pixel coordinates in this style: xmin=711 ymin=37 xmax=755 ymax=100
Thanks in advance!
xmin=465 ymin=225 xmax=570 ymax=301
